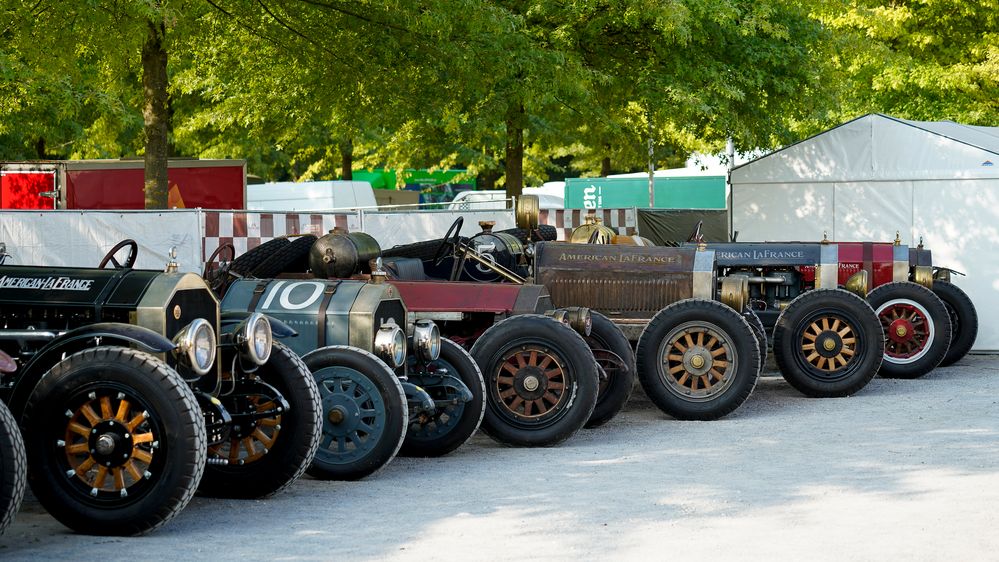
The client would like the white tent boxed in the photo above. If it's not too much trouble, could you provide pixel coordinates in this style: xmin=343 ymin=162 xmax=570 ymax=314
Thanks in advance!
xmin=731 ymin=113 xmax=999 ymax=351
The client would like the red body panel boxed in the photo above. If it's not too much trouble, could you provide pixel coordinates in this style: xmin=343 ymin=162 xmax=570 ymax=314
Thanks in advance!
xmin=1 ymin=171 xmax=55 ymax=209
xmin=389 ymin=281 xmax=524 ymax=313
xmin=835 ymin=242 xmax=896 ymax=287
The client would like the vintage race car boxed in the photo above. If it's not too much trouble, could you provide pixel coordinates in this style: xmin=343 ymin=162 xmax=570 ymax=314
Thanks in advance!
xmin=0 ymin=241 xmax=321 ymax=535
xmin=215 ymin=265 xmax=485 ymax=480
xmin=696 ymin=235 xmax=976 ymax=379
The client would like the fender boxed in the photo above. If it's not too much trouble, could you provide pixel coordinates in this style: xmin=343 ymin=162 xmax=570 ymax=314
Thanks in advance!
xmin=7 ymin=323 xmax=175 ymax=420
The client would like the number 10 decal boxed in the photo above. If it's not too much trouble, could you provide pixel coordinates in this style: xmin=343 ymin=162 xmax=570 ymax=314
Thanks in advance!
xmin=260 ymin=281 xmax=327 ymax=310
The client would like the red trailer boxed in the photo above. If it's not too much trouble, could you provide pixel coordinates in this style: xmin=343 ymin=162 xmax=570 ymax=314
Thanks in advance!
xmin=0 ymin=159 xmax=246 ymax=209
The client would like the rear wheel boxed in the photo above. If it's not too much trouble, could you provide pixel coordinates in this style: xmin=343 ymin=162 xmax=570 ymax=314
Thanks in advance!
xmin=0 ymin=400 xmax=26 ymax=535
xmin=933 ymin=281 xmax=978 ymax=367
xmin=743 ymin=309 xmax=768 ymax=369
xmin=22 ymin=347 xmax=205 ymax=536
xmin=868 ymin=282 xmax=951 ymax=379
xmin=200 ymin=341 xmax=321 ymax=498
xmin=400 ymin=339 xmax=485 ymax=457
xmin=637 ymin=299 xmax=760 ymax=420
xmin=773 ymin=289 xmax=883 ymax=396
xmin=470 ymin=315 xmax=598 ymax=447
xmin=303 ymin=346 xmax=407 ymax=480
xmin=584 ymin=311 xmax=635 ymax=428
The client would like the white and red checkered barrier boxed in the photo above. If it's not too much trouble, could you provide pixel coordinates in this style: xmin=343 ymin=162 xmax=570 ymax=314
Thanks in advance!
xmin=539 ymin=208 xmax=637 ymax=240
xmin=201 ymin=211 xmax=357 ymax=262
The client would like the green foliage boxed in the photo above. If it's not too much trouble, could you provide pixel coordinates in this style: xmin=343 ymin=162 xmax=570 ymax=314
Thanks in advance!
xmin=817 ymin=0 xmax=999 ymax=124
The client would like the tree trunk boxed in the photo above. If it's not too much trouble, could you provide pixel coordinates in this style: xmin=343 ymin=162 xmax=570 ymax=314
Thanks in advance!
xmin=504 ymin=102 xmax=525 ymax=199
xmin=479 ymin=168 xmax=501 ymax=190
xmin=600 ymin=156 xmax=611 ymax=177
xmin=339 ymin=138 xmax=353 ymax=180
xmin=142 ymin=18 xmax=170 ymax=209
xmin=35 ymin=138 xmax=46 ymax=159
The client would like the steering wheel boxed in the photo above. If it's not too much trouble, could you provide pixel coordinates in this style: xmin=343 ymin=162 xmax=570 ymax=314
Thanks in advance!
xmin=99 ymin=239 xmax=138 ymax=269
xmin=686 ymin=221 xmax=705 ymax=243
xmin=433 ymin=217 xmax=464 ymax=266
xmin=203 ymin=243 xmax=236 ymax=294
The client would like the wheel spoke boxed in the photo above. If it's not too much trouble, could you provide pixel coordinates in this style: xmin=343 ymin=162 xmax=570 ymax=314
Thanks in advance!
xmin=66 ymin=442 xmax=89 ymax=455
xmin=528 ymin=350 xmax=537 ymax=366
xmin=68 ymin=421 xmax=91 ymax=438
xmin=133 ymin=448 xmax=153 ymax=464
xmin=133 ymin=432 xmax=154 ymax=444
xmin=80 ymin=404 xmax=101 ymax=426
xmin=99 ymin=396 xmax=113 ymax=419
xmin=115 ymin=399 xmax=130 ymax=422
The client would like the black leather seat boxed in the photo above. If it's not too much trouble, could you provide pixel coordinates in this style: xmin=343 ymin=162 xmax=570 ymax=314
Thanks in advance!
xmin=381 ymin=257 xmax=428 ymax=280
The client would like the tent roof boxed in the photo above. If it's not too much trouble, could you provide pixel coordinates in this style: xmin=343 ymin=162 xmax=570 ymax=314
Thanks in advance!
xmin=731 ymin=114 xmax=999 ymax=184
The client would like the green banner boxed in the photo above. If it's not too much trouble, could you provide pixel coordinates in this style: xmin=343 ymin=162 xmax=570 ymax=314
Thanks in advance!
xmin=565 ymin=176 xmax=726 ymax=210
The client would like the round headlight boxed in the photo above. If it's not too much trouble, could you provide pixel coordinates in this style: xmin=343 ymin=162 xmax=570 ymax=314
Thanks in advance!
xmin=392 ymin=328 xmax=406 ymax=368
xmin=241 ymin=312 xmax=272 ymax=365
xmin=173 ymin=318 xmax=217 ymax=376
xmin=375 ymin=322 xmax=406 ymax=368
xmin=414 ymin=320 xmax=441 ymax=361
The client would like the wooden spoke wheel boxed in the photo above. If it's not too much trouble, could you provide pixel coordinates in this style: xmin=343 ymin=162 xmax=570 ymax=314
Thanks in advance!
xmin=22 ymin=347 xmax=205 ymax=536
xmin=471 ymin=315 xmax=598 ymax=446
xmin=208 ymin=394 xmax=282 ymax=465
xmin=773 ymin=288 xmax=883 ymax=397
xmin=800 ymin=315 xmax=858 ymax=372
xmin=636 ymin=299 xmax=759 ymax=421
xmin=494 ymin=345 xmax=569 ymax=422
xmin=61 ymin=389 xmax=161 ymax=498
xmin=658 ymin=322 xmax=737 ymax=401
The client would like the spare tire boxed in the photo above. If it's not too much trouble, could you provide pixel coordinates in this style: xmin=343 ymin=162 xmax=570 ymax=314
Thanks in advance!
xmin=251 ymin=235 xmax=317 ymax=278
xmin=229 ymin=238 xmax=291 ymax=278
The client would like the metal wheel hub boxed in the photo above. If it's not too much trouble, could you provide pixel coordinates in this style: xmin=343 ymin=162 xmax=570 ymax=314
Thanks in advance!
xmin=88 ymin=420 xmax=134 ymax=467
xmin=323 ymin=394 xmax=361 ymax=435
xmin=887 ymin=318 xmax=915 ymax=344
xmin=513 ymin=366 xmax=548 ymax=400
xmin=815 ymin=331 xmax=844 ymax=358
xmin=682 ymin=347 xmax=713 ymax=376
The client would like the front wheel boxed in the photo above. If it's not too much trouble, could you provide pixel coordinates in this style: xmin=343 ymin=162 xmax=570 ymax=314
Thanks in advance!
xmin=0 ymin=400 xmax=26 ymax=535
xmin=932 ymin=281 xmax=978 ymax=367
xmin=470 ymin=315 xmax=599 ymax=447
xmin=773 ymin=289 xmax=883 ymax=397
xmin=199 ymin=341 xmax=322 ymax=498
xmin=303 ymin=346 xmax=407 ymax=481
xmin=636 ymin=299 xmax=760 ymax=420
xmin=400 ymin=338 xmax=485 ymax=457
xmin=22 ymin=347 xmax=206 ymax=536
xmin=868 ymin=282 xmax=951 ymax=379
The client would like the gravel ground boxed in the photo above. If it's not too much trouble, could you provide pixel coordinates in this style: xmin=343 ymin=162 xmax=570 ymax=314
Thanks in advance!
xmin=2 ymin=355 xmax=998 ymax=561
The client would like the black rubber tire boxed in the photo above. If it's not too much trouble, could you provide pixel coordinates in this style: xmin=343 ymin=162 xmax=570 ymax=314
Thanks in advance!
xmin=470 ymin=314 xmax=599 ymax=447
xmin=0 ymin=400 xmax=26 ymax=535
xmin=198 ymin=341 xmax=321 ymax=498
xmin=382 ymin=237 xmax=470 ymax=261
xmin=933 ymin=281 xmax=978 ymax=367
xmin=744 ymin=309 xmax=768 ymax=369
xmin=868 ymin=282 xmax=951 ymax=379
xmin=252 ymin=235 xmax=318 ymax=278
xmin=303 ymin=346 xmax=407 ymax=481
xmin=584 ymin=311 xmax=636 ymax=428
xmin=497 ymin=225 xmax=559 ymax=244
xmin=22 ymin=347 xmax=206 ymax=536
xmin=636 ymin=299 xmax=760 ymax=420
xmin=400 ymin=339 xmax=485 ymax=457
xmin=773 ymin=289 xmax=883 ymax=396
xmin=229 ymin=238 xmax=292 ymax=277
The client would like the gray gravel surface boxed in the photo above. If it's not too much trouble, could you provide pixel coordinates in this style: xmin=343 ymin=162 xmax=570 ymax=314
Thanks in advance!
xmin=2 ymin=356 xmax=998 ymax=561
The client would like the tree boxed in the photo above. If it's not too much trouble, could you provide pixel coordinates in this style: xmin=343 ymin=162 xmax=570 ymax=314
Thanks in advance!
xmin=816 ymin=0 xmax=999 ymax=124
